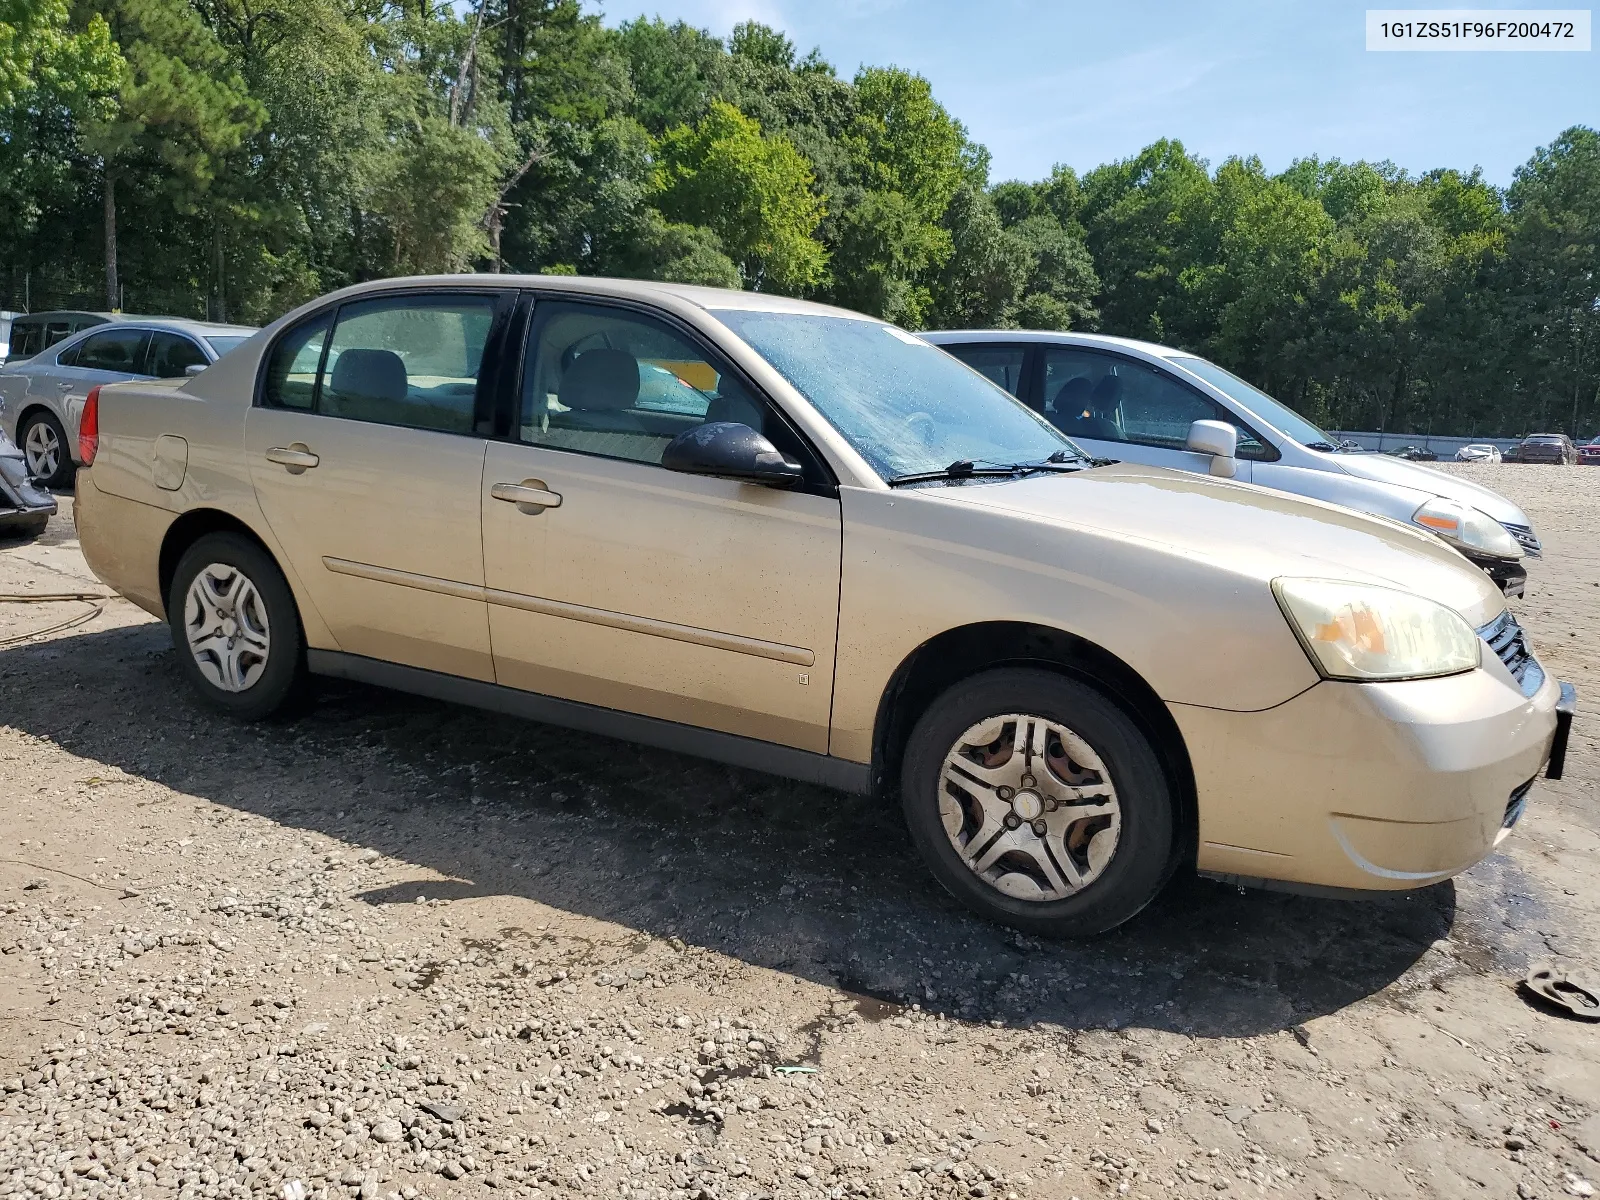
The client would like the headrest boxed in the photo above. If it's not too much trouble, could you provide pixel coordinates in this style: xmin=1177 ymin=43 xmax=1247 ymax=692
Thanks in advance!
xmin=1090 ymin=374 xmax=1121 ymax=409
xmin=330 ymin=348 xmax=407 ymax=404
xmin=560 ymin=349 xmax=639 ymax=411
xmin=1053 ymin=376 xmax=1093 ymax=414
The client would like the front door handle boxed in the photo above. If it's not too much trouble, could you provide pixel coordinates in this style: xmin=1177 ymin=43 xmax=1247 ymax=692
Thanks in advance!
xmin=265 ymin=445 xmax=319 ymax=472
xmin=490 ymin=481 xmax=562 ymax=511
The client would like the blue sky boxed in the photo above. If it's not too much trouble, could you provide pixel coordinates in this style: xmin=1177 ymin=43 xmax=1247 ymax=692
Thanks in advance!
xmin=591 ymin=0 xmax=1597 ymax=185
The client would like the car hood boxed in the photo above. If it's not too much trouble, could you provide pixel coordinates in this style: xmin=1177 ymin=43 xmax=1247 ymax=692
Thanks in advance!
xmin=1328 ymin=451 xmax=1529 ymax=525
xmin=939 ymin=462 xmax=1507 ymax=628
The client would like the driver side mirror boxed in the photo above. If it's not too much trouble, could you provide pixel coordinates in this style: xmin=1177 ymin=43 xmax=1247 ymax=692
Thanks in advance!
xmin=1187 ymin=419 xmax=1238 ymax=479
xmin=184 ymin=363 xmax=208 ymax=377
xmin=662 ymin=421 xmax=804 ymax=487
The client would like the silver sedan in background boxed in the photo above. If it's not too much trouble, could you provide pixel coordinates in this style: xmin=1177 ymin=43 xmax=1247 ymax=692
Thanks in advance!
xmin=0 ymin=316 xmax=256 ymax=486
xmin=924 ymin=330 xmax=1540 ymax=597
xmin=1456 ymin=443 xmax=1504 ymax=463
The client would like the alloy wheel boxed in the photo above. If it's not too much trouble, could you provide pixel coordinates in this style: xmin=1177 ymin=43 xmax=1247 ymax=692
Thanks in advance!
xmin=939 ymin=713 xmax=1122 ymax=901
xmin=183 ymin=563 xmax=272 ymax=692
xmin=23 ymin=419 xmax=60 ymax=480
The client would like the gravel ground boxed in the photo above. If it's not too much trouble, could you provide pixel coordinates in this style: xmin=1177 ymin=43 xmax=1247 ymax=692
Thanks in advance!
xmin=1 ymin=463 xmax=1598 ymax=1200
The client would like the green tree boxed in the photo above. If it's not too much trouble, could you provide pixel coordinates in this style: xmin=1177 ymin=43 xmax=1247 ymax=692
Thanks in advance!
xmin=656 ymin=99 xmax=826 ymax=292
xmin=1506 ymin=127 xmax=1600 ymax=436
xmin=1080 ymin=138 xmax=1216 ymax=344
xmin=82 ymin=0 xmax=264 ymax=308
xmin=1006 ymin=213 xmax=1099 ymax=329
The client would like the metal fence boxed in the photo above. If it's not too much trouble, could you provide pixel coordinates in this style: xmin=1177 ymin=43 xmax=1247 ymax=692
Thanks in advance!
xmin=1328 ymin=431 xmax=1522 ymax=456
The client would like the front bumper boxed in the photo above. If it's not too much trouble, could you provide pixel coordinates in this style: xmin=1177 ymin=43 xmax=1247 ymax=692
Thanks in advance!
xmin=1465 ymin=552 xmax=1527 ymax=598
xmin=1173 ymin=665 xmax=1566 ymax=893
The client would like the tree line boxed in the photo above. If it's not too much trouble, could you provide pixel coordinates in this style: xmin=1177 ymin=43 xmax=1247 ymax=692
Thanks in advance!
xmin=3 ymin=0 xmax=1597 ymax=437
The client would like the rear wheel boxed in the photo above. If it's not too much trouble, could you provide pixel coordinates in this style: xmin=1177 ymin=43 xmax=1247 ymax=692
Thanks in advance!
xmin=168 ymin=532 xmax=306 ymax=720
xmin=20 ymin=410 xmax=73 ymax=488
xmin=901 ymin=668 xmax=1175 ymax=936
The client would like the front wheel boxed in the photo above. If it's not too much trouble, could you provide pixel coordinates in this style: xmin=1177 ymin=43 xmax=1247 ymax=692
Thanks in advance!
xmin=168 ymin=532 xmax=306 ymax=720
xmin=900 ymin=668 xmax=1175 ymax=936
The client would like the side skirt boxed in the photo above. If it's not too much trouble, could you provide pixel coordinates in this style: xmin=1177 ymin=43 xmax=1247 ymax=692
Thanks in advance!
xmin=305 ymin=649 xmax=873 ymax=795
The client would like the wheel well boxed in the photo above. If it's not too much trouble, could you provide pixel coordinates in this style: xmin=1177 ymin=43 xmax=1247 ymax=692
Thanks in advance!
xmin=157 ymin=509 xmax=273 ymax=613
xmin=15 ymin=404 xmax=59 ymax=433
xmin=870 ymin=621 xmax=1198 ymax=856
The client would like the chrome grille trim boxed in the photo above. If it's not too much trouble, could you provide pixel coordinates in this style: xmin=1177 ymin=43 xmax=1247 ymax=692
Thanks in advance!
xmin=1500 ymin=522 xmax=1542 ymax=557
xmin=1478 ymin=610 xmax=1544 ymax=697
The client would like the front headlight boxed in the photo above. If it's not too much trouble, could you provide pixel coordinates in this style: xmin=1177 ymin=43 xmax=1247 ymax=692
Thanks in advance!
xmin=1411 ymin=498 xmax=1523 ymax=560
xmin=1273 ymin=578 xmax=1481 ymax=681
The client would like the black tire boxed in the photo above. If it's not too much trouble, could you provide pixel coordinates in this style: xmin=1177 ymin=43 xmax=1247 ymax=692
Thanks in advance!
xmin=901 ymin=668 xmax=1175 ymax=937
xmin=168 ymin=532 xmax=306 ymax=720
xmin=19 ymin=410 xmax=74 ymax=489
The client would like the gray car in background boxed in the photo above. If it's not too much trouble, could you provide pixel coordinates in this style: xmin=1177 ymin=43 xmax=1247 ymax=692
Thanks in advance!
xmin=0 ymin=317 xmax=256 ymax=486
xmin=925 ymin=330 xmax=1540 ymax=597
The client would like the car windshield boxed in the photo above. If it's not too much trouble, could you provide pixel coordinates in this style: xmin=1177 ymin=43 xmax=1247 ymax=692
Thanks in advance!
xmin=712 ymin=309 xmax=1082 ymax=479
xmin=1168 ymin=355 xmax=1340 ymax=450
xmin=205 ymin=335 xmax=250 ymax=355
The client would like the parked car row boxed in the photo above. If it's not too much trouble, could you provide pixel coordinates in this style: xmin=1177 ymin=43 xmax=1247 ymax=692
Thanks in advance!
xmin=69 ymin=274 xmax=1573 ymax=936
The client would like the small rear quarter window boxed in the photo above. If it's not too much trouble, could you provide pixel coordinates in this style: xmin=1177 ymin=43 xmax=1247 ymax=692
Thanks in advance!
xmin=263 ymin=315 xmax=331 ymax=410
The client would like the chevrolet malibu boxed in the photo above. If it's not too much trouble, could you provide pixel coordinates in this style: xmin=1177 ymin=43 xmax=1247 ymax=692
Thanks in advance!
xmin=72 ymin=276 xmax=1575 ymax=935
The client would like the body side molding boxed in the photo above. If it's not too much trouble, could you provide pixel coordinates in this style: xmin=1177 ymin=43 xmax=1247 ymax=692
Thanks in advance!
xmin=322 ymin=556 xmax=814 ymax=666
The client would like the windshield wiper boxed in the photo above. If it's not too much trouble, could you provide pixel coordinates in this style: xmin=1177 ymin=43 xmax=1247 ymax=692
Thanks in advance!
xmin=886 ymin=453 xmax=1086 ymax=487
xmin=886 ymin=460 xmax=1022 ymax=487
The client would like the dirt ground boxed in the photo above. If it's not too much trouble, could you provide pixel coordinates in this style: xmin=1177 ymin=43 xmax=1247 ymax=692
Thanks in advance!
xmin=1 ymin=462 xmax=1597 ymax=1200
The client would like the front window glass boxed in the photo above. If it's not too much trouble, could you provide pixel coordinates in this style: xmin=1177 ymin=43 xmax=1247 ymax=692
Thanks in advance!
xmin=145 ymin=333 xmax=208 ymax=378
xmin=520 ymin=301 xmax=790 ymax=468
xmin=1040 ymin=347 xmax=1270 ymax=460
xmin=205 ymin=335 xmax=249 ymax=356
xmin=1168 ymin=356 xmax=1333 ymax=450
xmin=713 ymin=310 xmax=1076 ymax=479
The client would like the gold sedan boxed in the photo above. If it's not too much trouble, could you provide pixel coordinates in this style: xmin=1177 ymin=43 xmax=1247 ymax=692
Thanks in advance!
xmin=72 ymin=276 xmax=1573 ymax=935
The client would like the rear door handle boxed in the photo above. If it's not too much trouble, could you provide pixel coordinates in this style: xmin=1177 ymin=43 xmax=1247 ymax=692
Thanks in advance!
xmin=57 ymin=380 xmax=73 ymax=390
xmin=490 ymin=481 xmax=562 ymax=511
xmin=265 ymin=445 xmax=319 ymax=471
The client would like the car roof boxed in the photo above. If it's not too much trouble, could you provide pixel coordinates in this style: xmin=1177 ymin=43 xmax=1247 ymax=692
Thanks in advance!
xmin=324 ymin=273 xmax=870 ymax=321
xmin=71 ymin=317 xmax=257 ymax=338
xmin=919 ymin=329 xmax=1188 ymax=357
xmin=11 ymin=310 xmax=121 ymax=324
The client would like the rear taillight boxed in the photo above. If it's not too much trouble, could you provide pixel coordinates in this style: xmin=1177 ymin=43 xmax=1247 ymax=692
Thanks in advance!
xmin=79 ymin=386 xmax=100 ymax=466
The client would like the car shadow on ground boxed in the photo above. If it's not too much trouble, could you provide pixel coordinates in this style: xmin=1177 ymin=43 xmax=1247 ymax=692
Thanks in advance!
xmin=2 ymin=622 xmax=1476 ymax=1040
